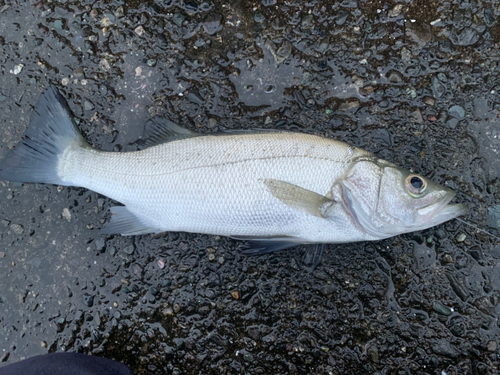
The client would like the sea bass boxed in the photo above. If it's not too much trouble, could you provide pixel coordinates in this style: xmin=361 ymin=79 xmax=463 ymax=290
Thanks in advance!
xmin=0 ymin=87 xmax=466 ymax=254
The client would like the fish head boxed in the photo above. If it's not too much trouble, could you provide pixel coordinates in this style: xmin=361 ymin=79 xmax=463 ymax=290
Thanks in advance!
xmin=340 ymin=158 xmax=467 ymax=238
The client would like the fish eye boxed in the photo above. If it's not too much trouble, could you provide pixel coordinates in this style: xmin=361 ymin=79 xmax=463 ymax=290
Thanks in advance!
xmin=405 ymin=174 xmax=427 ymax=195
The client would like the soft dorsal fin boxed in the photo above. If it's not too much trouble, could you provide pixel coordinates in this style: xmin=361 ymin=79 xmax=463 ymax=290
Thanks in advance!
xmin=136 ymin=117 xmax=199 ymax=149
xmin=263 ymin=179 xmax=336 ymax=218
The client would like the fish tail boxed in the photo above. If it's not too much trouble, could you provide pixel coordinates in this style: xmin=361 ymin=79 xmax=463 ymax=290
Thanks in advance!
xmin=0 ymin=86 xmax=89 ymax=185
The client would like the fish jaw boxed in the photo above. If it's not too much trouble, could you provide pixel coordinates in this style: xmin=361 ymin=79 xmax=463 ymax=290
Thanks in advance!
xmin=415 ymin=191 xmax=468 ymax=229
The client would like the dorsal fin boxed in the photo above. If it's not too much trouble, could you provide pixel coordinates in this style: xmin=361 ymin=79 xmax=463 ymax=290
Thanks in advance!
xmin=136 ymin=117 xmax=199 ymax=149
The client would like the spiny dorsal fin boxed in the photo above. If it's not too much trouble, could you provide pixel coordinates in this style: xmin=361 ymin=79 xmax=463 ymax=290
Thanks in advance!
xmin=136 ymin=117 xmax=199 ymax=149
xmin=264 ymin=178 xmax=335 ymax=218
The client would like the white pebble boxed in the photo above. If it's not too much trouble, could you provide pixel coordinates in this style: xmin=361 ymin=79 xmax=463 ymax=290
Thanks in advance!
xmin=10 ymin=64 xmax=24 ymax=75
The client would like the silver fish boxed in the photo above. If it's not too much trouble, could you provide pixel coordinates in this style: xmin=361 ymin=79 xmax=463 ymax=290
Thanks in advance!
xmin=0 ymin=87 xmax=466 ymax=254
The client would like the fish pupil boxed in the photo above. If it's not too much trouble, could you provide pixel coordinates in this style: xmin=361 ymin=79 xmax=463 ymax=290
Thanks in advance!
xmin=410 ymin=176 xmax=424 ymax=189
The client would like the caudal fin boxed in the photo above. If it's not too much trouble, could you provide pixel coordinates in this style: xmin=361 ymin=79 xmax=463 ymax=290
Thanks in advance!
xmin=0 ymin=86 xmax=89 ymax=185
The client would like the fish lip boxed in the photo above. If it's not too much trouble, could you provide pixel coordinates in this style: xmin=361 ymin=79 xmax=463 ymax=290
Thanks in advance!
xmin=416 ymin=191 xmax=468 ymax=227
xmin=426 ymin=202 xmax=468 ymax=225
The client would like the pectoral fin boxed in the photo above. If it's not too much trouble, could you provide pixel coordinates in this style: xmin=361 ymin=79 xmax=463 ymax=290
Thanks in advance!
xmin=264 ymin=178 xmax=335 ymax=218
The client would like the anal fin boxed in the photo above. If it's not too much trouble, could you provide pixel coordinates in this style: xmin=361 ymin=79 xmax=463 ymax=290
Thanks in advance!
xmin=301 ymin=244 xmax=325 ymax=272
xmin=235 ymin=236 xmax=305 ymax=256
xmin=101 ymin=206 xmax=161 ymax=236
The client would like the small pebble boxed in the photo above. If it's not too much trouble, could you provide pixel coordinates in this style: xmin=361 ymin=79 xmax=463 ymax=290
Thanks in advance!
xmin=114 ymin=6 xmax=125 ymax=18
xmin=134 ymin=26 xmax=146 ymax=36
xmin=94 ymin=238 xmax=105 ymax=252
xmin=74 ymin=66 xmax=85 ymax=79
xmin=437 ymin=73 xmax=448 ymax=83
xmin=173 ymin=303 xmax=181 ymax=313
xmin=301 ymin=14 xmax=313 ymax=27
xmin=388 ymin=4 xmax=403 ymax=17
xmin=162 ymin=307 xmax=174 ymax=316
xmin=448 ymin=105 xmax=465 ymax=119
xmin=338 ymin=99 xmax=359 ymax=111
xmin=423 ymin=96 xmax=435 ymax=106
xmin=406 ymin=86 xmax=417 ymax=99
xmin=62 ymin=208 xmax=71 ymax=221
xmin=41 ymin=341 xmax=47 ymax=348
xmin=487 ymin=340 xmax=498 ymax=352
xmin=158 ymin=259 xmax=165 ymax=269
xmin=0 ymin=252 xmax=5 ymax=258
xmin=208 ymin=118 xmax=217 ymax=128
xmin=99 ymin=59 xmax=111 ymax=71
xmin=84 ymin=100 xmax=94 ymax=111
xmin=123 ymin=244 xmax=135 ymax=255
xmin=433 ymin=301 xmax=453 ymax=316
xmin=442 ymin=254 xmax=453 ymax=263
xmin=231 ymin=290 xmax=240 ymax=300
xmin=388 ymin=72 xmax=402 ymax=83
xmin=10 ymin=64 xmax=24 ymax=75
xmin=101 ymin=17 xmax=112 ymax=27
xmin=61 ymin=77 xmax=70 ymax=86
xmin=455 ymin=233 xmax=466 ymax=243
xmin=11 ymin=224 xmax=24 ymax=234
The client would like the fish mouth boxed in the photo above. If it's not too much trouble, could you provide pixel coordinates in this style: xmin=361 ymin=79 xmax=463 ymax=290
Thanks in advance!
xmin=416 ymin=191 xmax=468 ymax=227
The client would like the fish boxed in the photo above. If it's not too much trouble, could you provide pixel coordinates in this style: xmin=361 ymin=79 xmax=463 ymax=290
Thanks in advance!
xmin=0 ymin=86 xmax=467 ymax=255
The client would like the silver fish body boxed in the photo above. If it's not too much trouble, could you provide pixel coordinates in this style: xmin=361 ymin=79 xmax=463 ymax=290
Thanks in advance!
xmin=0 ymin=87 xmax=466 ymax=252
xmin=62 ymin=131 xmax=377 ymax=242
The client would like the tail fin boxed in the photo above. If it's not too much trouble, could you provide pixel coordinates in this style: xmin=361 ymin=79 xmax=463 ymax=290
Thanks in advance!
xmin=0 ymin=86 xmax=89 ymax=185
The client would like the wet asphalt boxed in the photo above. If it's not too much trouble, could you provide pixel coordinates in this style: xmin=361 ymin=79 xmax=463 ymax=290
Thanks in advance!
xmin=0 ymin=0 xmax=500 ymax=374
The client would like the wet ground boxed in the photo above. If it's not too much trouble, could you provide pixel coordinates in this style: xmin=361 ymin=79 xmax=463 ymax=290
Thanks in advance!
xmin=0 ymin=0 xmax=500 ymax=374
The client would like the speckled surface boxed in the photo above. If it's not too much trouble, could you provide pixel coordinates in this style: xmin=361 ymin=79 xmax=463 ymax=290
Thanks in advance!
xmin=0 ymin=1 xmax=499 ymax=374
